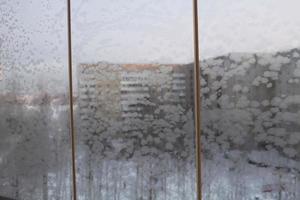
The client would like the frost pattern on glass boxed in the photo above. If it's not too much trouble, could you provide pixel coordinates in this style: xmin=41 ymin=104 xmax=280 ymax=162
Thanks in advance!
xmin=76 ymin=63 xmax=196 ymax=200
xmin=0 ymin=1 xmax=71 ymax=199
xmin=201 ymin=49 xmax=300 ymax=199
xmin=72 ymin=0 xmax=196 ymax=199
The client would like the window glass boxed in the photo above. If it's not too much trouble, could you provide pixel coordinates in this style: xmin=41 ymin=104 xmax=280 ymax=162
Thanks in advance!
xmin=72 ymin=0 xmax=197 ymax=199
xmin=0 ymin=1 xmax=71 ymax=199
xmin=200 ymin=0 xmax=300 ymax=199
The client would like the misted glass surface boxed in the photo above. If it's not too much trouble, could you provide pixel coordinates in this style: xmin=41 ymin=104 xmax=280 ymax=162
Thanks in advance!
xmin=72 ymin=0 xmax=196 ymax=199
xmin=200 ymin=1 xmax=300 ymax=199
xmin=0 ymin=1 xmax=71 ymax=199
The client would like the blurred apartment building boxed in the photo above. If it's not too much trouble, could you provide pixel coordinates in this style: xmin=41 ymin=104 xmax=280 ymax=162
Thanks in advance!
xmin=77 ymin=62 xmax=194 ymax=125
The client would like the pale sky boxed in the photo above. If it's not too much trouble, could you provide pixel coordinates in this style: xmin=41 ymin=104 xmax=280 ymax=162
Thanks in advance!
xmin=3 ymin=0 xmax=300 ymax=64
xmin=2 ymin=0 xmax=300 ymax=93
xmin=73 ymin=0 xmax=300 ymax=63
xmin=199 ymin=0 xmax=300 ymax=59
xmin=72 ymin=0 xmax=194 ymax=64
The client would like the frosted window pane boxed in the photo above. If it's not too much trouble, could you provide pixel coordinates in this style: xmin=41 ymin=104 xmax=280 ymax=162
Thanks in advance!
xmin=0 ymin=1 xmax=71 ymax=199
xmin=200 ymin=1 xmax=300 ymax=199
xmin=72 ymin=0 xmax=197 ymax=199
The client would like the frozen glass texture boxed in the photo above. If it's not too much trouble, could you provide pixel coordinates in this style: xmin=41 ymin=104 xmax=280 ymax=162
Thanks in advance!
xmin=200 ymin=1 xmax=300 ymax=199
xmin=72 ymin=0 xmax=197 ymax=199
xmin=0 ymin=1 xmax=71 ymax=199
